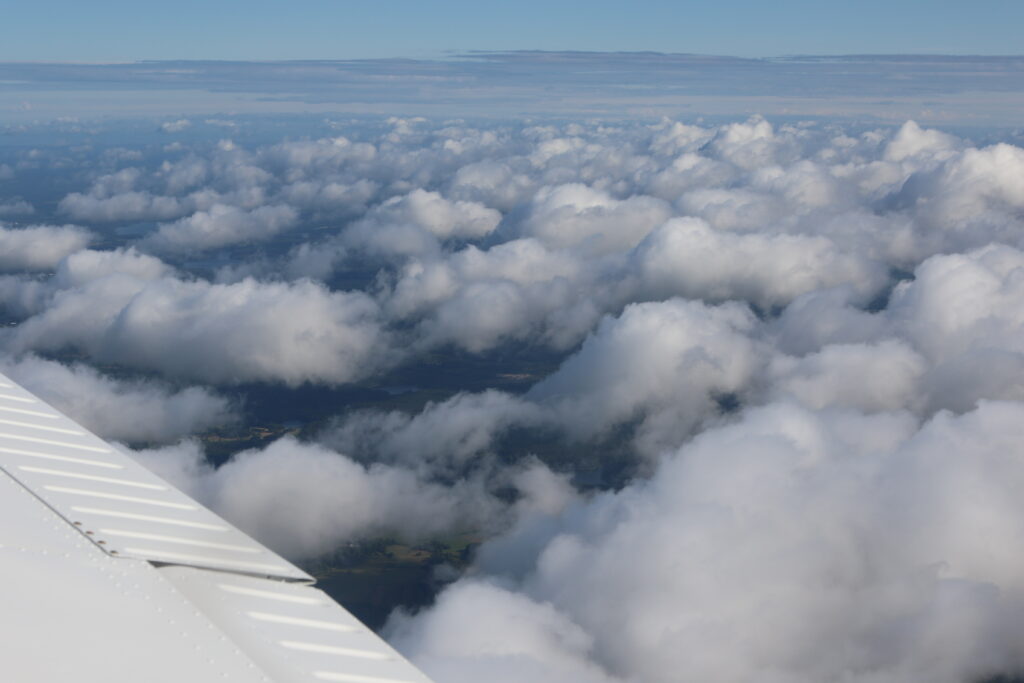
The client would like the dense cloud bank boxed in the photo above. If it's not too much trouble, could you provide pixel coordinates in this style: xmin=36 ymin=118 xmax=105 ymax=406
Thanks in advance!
xmin=390 ymin=402 xmax=1024 ymax=683
xmin=3 ymin=115 xmax=1024 ymax=681
xmin=11 ymin=117 xmax=1021 ymax=387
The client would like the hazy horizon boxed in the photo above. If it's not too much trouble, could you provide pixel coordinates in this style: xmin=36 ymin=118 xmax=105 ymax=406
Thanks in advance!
xmin=4 ymin=51 xmax=1024 ymax=127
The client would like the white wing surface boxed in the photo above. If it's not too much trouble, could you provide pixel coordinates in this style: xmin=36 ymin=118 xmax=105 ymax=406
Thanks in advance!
xmin=0 ymin=370 xmax=435 ymax=683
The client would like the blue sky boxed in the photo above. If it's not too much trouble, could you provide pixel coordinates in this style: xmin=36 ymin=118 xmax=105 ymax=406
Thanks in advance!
xmin=3 ymin=0 xmax=1023 ymax=62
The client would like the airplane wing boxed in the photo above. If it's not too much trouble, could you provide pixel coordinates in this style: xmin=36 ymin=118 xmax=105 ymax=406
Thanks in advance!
xmin=0 ymin=369 xmax=435 ymax=683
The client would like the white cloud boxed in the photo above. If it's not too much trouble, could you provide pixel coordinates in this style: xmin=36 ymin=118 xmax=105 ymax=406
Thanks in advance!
xmin=204 ymin=118 xmax=238 ymax=129
xmin=885 ymin=244 xmax=1024 ymax=413
xmin=13 ymin=115 xmax=1024 ymax=682
xmin=907 ymin=142 xmax=1024 ymax=250
xmin=397 ymin=402 xmax=1024 ymax=683
xmin=627 ymin=217 xmax=887 ymax=310
xmin=527 ymin=298 xmax=761 ymax=453
xmin=280 ymin=178 xmax=378 ymax=215
xmin=159 ymin=156 xmax=209 ymax=195
xmin=54 ymin=246 xmax=176 ymax=286
xmin=766 ymin=340 xmax=927 ymax=413
xmin=344 ymin=189 xmax=501 ymax=259
xmin=707 ymin=116 xmax=799 ymax=170
xmin=448 ymin=159 xmax=537 ymax=212
xmin=648 ymin=118 xmax=715 ymax=157
xmin=264 ymin=135 xmax=377 ymax=175
xmin=0 ymin=223 xmax=92 ymax=272
xmin=160 ymin=118 xmax=192 ymax=133
xmin=385 ymin=238 xmax=600 ymax=352
xmin=4 ymin=251 xmax=389 ymax=386
xmin=59 ymin=189 xmax=187 ymax=222
xmin=328 ymin=390 xmax=544 ymax=475
xmin=142 ymin=203 xmax=299 ymax=253
xmin=884 ymin=120 xmax=960 ymax=163
xmin=515 ymin=183 xmax=672 ymax=255
xmin=129 ymin=436 xmax=502 ymax=559
xmin=388 ymin=581 xmax=622 ymax=683
xmin=0 ymin=354 xmax=235 ymax=443
xmin=204 ymin=437 xmax=496 ymax=558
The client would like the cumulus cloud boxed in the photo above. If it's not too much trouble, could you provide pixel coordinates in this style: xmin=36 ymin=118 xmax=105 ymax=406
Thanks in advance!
xmin=388 ymin=580 xmax=621 ymax=683
xmin=528 ymin=298 xmax=761 ymax=453
xmin=448 ymin=159 xmax=537 ymax=212
xmin=705 ymin=116 xmax=800 ymax=169
xmin=344 ymin=189 xmax=501 ymax=258
xmin=514 ymin=183 xmax=672 ymax=255
xmin=280 ymin=178 xmax=378 ymax=217
xmin=57 ymin=143 xmax=274 ymax=224
xmin=763 ymin=243 xmax=1024 ymax=419
xmin=142 ymin=203 xmax=299 ymax=252
xmin=0 ymin=247 xmax=174 ymax=322
xmin=381 ymin=237 xmax=602 ymax=352
xmin=211 ymin=438 xmax=498 ymax=558
xmin=626 ymin=217 xmax=888 ymax=311
xmin=395 ymin=402 xmax=1024 ymax=683
xmin=884 ymin=120 xmax=960 ymax=163
xmin=765 ymin=339 xmax=927 ymax=413
xmin=11 ymin=278 xmax=387 ymax=386
xmin=0 ymin=223 xmax=92 ymax=271
xmin=885 ymin=244 xmax=1024 ymax=413
xmin=12 ymin=114 xmax=1024 ymax=682
xmin=902 ymin=142 xmax=1024 ymax=252
xmin=262 ymin=135 xmax=377 ymax=176
xmin=0 ymin=354 xmax=235 ymax=443
xmin=130 ymin=436 xmax=514 ymax=559
xmin=330 ymin=296 xmax=762 ymax=467
xmin=2 ymin=249 xmax=390 ymax=386
xmin=59 ymin=189 xmax=187 ymax=222
xmin=160 ymin=118 xmax=191 ymax=133
xmin=328 ymin=390 xmax=545 ymax=475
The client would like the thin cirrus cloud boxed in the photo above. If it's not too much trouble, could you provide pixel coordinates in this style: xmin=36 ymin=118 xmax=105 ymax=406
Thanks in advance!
xmin=3 ymin=53 xmax=1024 ymax=124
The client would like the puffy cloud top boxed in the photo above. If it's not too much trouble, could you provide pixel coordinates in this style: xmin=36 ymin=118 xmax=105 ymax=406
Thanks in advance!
xmin=0 ymin=224 xmax=92 ymax=272
xmin=143 ymin=203 xmax=299 ymax=253
xmin=7 ymin=114 xmax=1024 ymax=683
xmin=0 ymin=354 xmax=235 ymax=443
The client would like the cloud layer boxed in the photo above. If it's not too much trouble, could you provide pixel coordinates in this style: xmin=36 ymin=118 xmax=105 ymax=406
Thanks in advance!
xmin=392 ymin=402 xmax=1024 ymax=683
xmin=5 ymin=54 xmax=1024 ymax=124
xmin=4 ymin=114 xmax=1024 ymax=682
xmin=0 ymin=354 xmax=235 ymax=443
